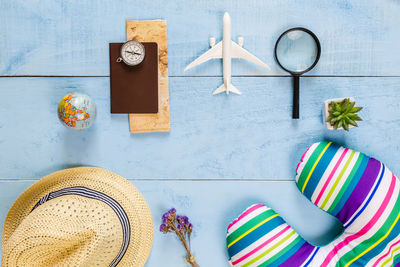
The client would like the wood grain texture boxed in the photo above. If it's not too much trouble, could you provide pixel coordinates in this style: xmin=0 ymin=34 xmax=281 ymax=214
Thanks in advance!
xmin=1 ymin=1 xmax=400 ymax=266
xmin=126 ymin=20 xmax=171 ymax=133
xmin=0 ymin=0 xmax=399 ymax=76
xmin=0 ymin=76 xmax=399 ymax=179
xmin=0 ymin=180 xmax=343 ymax=266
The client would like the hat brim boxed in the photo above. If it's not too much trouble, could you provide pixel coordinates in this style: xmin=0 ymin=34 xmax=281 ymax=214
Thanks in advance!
xmin=2 ymin=167 xmax=154 ymax=266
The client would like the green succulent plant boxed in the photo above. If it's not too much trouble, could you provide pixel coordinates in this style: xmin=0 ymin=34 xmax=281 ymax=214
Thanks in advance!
xmin=327 ymin=98 xmax=363 ymax=131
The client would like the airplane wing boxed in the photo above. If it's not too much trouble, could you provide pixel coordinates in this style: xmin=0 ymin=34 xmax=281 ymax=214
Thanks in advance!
xmin=184 ymin=41 xmax=223 ymax=71
xmin=231 ymin=41 xmax=271 ymax=70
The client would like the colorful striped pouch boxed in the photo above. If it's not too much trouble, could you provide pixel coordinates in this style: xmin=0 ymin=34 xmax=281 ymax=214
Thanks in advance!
xmin=227 ymin=141 xmax=400 ymax=267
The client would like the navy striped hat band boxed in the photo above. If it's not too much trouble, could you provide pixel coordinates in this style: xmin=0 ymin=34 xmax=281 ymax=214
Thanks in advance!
xmin=32 ymin=186 xmax=130 ymax=267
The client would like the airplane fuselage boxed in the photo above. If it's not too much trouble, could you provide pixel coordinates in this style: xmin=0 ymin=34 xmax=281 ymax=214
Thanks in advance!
xmin=222 ymin=12 xmax=231 ymax=94
xmin=184 ymin=12 xmax=270 ymax=95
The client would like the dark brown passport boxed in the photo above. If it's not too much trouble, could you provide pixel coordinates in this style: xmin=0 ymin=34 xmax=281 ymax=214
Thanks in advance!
xmin=110 ymin=42 xmax=158 ymax=113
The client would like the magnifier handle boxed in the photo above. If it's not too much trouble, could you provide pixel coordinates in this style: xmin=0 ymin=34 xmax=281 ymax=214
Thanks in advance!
xmin=293 ymin=75 xmax=300 ymax=119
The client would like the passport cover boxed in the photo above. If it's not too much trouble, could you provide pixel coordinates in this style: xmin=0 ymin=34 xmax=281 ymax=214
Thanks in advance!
xmin=109 ymin=42 xmax=158 ymax=114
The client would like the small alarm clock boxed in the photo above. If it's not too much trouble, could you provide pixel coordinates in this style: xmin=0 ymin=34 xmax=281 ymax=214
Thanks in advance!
xmin=116 ymin=40 xmax=145 ymax=66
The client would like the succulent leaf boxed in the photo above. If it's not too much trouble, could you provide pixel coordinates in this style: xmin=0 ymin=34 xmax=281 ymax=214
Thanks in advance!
xmin=334 ymin=102 xmax=342 ymax=112
xmin=351 ymin=106 xmax=363 ymax=113
xmin=337 ymin=120 xmax=343 ymax=129
xmin=333 ymin=122 xmax=338 ymax=130
xmin=345 ymin=117 xmax=358 ymax=127
xmin=330 ymin=116 xmax=341 ymax=123
xmin=343 ymin=120 xmax=349 ymax=131
xmin=326 ymin=98 xmax=363 ymax=130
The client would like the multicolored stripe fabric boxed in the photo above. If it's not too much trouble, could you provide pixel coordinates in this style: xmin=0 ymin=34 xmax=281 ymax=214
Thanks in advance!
xmin=227 ymin=142 xmax=400 ymax=267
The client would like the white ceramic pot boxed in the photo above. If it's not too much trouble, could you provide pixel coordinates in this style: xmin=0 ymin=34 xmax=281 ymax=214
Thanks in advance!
xmin=323 ymin=97 xmax=355 ymax=130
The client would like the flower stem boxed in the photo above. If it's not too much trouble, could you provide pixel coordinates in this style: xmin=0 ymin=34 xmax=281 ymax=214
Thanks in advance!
xmin=171 ymin=223 xmax=189 ymax=251
xmin=188 ymin=233 xmax=191 ymax=252
xmin=170 ymin=223 xmax=198 ymax=266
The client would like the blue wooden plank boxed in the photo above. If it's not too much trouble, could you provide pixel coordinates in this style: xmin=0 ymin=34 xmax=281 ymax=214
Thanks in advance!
xmin=0 ymin=76 xmax=399 ymax=179
xmin=0 ymin=0 xmax=399 ymax=76
xmin=0 ymin=180 xmax=343 ymax=266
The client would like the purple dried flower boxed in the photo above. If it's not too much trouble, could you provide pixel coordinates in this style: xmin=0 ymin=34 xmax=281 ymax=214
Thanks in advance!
xmin=177 ymin=224 xmax=183 ymax=231
xmin=160 ymin=209 xmax=198 ymax=267
xmin=169 ymin=208 xmax=177 ymax=219
xmin=176 ymin=215 xmax=190 ymax=226
xmin=162 ymin=208 xmax=177 ymax=223
xmin=168 ymin=208 xmax=176 ymax=215
xmin=160 ymin=224 xmax=168 ymax=233
xmin=176 ymin=215 xmax=184 ymax=224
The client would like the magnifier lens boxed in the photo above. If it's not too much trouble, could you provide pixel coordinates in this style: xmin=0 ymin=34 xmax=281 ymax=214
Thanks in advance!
xmin=276 ymin=30 xmax=319 ymax=73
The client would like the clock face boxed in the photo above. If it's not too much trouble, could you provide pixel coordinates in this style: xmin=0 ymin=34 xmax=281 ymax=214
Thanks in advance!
xmin=120 ymin=40 xmax=145 ymax=66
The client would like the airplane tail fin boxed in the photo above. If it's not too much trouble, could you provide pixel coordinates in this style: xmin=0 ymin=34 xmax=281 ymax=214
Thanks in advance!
xmin=213 ymin=84 xmax=226 ymax=95
xmin=212 ymin=83 xmax=242 ymax=95
xmin=228 ymin=84 xmax=241 ymax=95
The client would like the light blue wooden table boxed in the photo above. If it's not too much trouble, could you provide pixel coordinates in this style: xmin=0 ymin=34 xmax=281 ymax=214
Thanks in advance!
xmin=1 ymin=0 xmax=400 ymax=266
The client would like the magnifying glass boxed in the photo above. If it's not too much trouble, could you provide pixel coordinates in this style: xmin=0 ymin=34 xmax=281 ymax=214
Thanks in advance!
xmin=275 ymin=27 xmax=321 ymax=119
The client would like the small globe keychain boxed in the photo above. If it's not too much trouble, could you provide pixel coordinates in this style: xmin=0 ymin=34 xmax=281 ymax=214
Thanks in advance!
xmin=58 ymin=93 xmax=97 ymax=131
xmin=116 ymin=40 xmax=145 ymax=66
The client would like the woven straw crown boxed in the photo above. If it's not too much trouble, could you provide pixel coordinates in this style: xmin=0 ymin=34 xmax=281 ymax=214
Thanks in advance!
xmin=1 ymin=167 xmax=154 ymax=267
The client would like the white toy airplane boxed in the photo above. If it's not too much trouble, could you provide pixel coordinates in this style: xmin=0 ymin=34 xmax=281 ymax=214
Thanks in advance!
xmin=184 ymin=12 xmax=270 ymax=95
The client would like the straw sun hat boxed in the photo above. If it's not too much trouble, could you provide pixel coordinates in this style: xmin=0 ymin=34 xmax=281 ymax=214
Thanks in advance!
xmin=1 ymin=167 xmax=154 ymax=267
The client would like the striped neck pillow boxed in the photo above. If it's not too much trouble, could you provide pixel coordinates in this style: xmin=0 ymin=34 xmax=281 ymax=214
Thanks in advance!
xmin=227 ymin=141 xmax=400 ymax=267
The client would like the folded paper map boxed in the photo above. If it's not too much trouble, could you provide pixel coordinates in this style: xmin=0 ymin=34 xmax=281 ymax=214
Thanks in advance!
xmin=126 ymin=20 xmax=170 ymax=133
